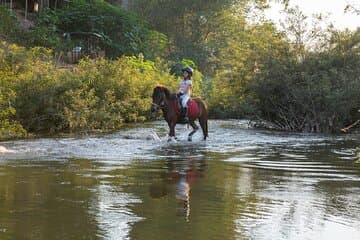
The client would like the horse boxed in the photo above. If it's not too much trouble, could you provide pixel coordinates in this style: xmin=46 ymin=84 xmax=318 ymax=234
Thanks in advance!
xmin=151 ymin=85 xmax=208 ymax=141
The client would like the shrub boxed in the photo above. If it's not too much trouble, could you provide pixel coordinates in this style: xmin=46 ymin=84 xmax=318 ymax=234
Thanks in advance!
xmin=0 ymin=41 xmax=195 ymax=139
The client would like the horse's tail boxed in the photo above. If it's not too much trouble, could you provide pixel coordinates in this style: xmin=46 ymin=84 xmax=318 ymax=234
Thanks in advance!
xmin=205 ymin=119 xmax=208 ymax=137
xmin=194 ymin=98 xmax=209 ymax=140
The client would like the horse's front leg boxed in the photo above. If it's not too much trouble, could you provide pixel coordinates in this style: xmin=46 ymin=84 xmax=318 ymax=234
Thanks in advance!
xmin=168 ymin=121 xmax=176 ymax=142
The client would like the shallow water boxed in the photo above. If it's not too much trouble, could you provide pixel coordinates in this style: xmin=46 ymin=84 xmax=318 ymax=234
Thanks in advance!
xmin=0 ymin=120 xmax=359 ymax=240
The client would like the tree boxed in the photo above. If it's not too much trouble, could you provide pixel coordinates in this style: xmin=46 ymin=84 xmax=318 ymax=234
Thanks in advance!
xmin=128 ymin=0 xmax=271 ymax=71
xmin=207 ymin=5 xmax=291 ymax=117
xmin=345 ymin=2 xmax=360 ymax=15
xmin=249 ymin=29 xmax=360 ymax=132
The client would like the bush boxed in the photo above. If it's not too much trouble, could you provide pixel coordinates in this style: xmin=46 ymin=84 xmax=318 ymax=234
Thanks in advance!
xmin=250 ymin=30 xmax=360 ymax=133
xmin=0 ymin=48 xmax=27 ymax=139
xmin=0 ymin=41 xmax=189 ymax=139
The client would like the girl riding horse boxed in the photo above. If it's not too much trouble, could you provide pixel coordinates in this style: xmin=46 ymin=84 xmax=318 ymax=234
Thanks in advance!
xmin=151 ymin=83 xmax=208 ymax=141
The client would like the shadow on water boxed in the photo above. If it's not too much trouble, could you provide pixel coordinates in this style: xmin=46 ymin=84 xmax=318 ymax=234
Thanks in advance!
xmin=0 ymin=120 xmax=359 ymax=240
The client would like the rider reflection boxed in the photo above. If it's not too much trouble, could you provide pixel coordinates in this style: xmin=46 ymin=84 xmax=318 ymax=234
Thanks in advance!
xmin=149 ymin=157 xmax=206 ymax=222
xmin=175 ymin=171 xmax=191 ymax=221
xmin=149 ymin=158 xmax=205 ymax=222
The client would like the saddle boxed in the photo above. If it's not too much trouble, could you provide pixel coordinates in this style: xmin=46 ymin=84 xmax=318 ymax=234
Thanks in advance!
xmin=174 ymin=97 xmax=199 ymax=122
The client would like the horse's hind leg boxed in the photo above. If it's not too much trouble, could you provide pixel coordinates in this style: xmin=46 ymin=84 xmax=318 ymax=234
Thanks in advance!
xmin=199 ymin=116 xmax=208 ymax=140
xmin=188 ymin=121 xmax=199 ymax=141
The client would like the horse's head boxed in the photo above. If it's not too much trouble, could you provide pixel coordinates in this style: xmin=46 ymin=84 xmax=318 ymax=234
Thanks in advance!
xmin=151 ymin=86 xmax=166 ymax=112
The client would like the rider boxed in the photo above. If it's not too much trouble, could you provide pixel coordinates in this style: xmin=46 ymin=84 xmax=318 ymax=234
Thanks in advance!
xmin=178 ymin=66 xmax=193 ymax=122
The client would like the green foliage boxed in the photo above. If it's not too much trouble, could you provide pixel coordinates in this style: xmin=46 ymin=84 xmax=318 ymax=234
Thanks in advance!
xmin=0 ymin=85 xmax=27 ymax=139
xmin=204 ymin=4 xmax=359 ymax=133
xmin=1 ymin=0 xmax=357 ymax=135
xmin=209 ymin=19 xmax=291 ymax=118
xmin=143 ymin=30 xmax=170 ymax=60
xmin=0 ymin=41 xmax=182 ymax=139
xmin=27 ymin=10 xmax=61 ymax=49
xmin=0 ymin=7 xmax=21 ymax=42
xmin=249 ymin=29 xmax=360 ymax=132
xmin=0 ymin=44 xmax=27 ymax=139
xmin=0 ymin=0 xmax=167 ymax=60
xmin=128 ymin=0 xmax=268 ymax=71
xmin=29 ymin=0 xmax=164 ymax=59
xmin=63 ymin=55 xmax=176 ymax=130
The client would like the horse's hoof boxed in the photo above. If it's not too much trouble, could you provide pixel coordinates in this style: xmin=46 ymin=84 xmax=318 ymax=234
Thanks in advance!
xmin=168 ymin=137 xmax=177 ymax=142
xmin=188 ymin=137 xmax=192 ymax=142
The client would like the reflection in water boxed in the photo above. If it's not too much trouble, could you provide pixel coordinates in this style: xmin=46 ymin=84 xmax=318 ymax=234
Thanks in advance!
xmin=232 ymin=142 xmax=360 ymax=240
xmin=0 ymin=120 xmax=359 ymax=240
xmin=175 ymin=172 xmax=190 ymax=221
xmin=0 ymin=159 xmax=142 ymax=240
xmin=128 ymin=146 xmax=243 ymax=240
xmin=0 ymin=159 xmax=101 ymax=239
xmin=94 ymin=184 xmax=142 ymax=240
xmin=174 ymin=157 xmax=206 ymax=222
xmin=148 ymin=157 xmax=206 ymax=222
xmin=149 ymin=158 xmax=205 ymax=222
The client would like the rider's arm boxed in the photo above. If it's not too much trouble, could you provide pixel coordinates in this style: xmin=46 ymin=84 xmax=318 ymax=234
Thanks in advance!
xmin=186 ymin=80 xmax=192 ymax=94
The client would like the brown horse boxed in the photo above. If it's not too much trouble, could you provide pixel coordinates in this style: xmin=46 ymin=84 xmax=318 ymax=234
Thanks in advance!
xmin=151 ymin=86 xmax=208 ymax=141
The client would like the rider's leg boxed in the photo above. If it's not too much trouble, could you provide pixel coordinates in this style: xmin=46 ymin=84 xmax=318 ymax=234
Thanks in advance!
xmin=179 ymin=95 xmax=185 ymax=114
xmin=183 ymin=107 xmax=188 ymax=121
xmin=182 ymin=95 xmax=190 ymax=121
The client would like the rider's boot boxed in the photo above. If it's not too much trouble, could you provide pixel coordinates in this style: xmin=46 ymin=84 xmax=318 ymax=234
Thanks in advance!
xmin=183 ymin=107 xmax=189 ymax=122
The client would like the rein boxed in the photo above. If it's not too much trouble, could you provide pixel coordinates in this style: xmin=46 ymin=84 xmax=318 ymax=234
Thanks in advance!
xmin=151 ymin=102 xmax=166 ymax=109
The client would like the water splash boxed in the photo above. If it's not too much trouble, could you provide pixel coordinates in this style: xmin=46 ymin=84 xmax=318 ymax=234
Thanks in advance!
xmin=0 ymin=146 xmax=15 ymax=154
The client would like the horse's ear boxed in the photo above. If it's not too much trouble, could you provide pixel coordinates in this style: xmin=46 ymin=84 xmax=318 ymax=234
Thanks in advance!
xmin=153 ymin=86 xmax=162 ymax=98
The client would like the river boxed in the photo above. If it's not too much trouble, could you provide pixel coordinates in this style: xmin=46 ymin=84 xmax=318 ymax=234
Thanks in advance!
xmin=0 ymin=120 xmax=359 ymax=240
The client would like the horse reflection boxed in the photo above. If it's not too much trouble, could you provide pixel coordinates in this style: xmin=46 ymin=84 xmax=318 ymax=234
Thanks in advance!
xmin=149 ymin=157 xmax=206 ymax=222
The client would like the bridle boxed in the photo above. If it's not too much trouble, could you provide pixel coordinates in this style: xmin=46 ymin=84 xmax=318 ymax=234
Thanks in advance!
xmin=151 ymin=102 xmax=165 ymax=109
xmin=152 ymin=90 xmax=167 ymax=110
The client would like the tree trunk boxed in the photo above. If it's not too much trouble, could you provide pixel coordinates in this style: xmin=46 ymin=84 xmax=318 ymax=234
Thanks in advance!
xmin=39 ymin=0 xmax=42 ymax=14
xmin=25 ymin=0 xmax=28 ymax=20
xmin=122 ymin=0 xmax=129 ymax=9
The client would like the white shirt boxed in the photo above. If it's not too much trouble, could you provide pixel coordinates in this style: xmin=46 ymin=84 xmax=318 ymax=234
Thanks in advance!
xmin=179 ymin=79 xmax=192 ymax=95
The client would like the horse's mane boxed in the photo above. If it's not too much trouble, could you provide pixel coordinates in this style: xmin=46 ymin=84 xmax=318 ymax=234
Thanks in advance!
xmin=154 ymin=85 xmax=176 ymax=99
